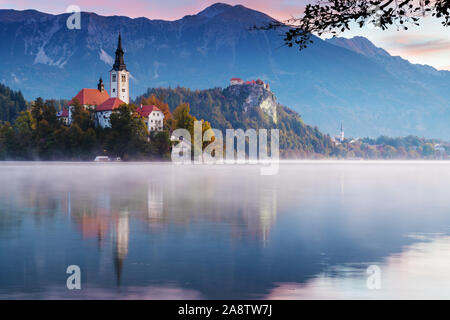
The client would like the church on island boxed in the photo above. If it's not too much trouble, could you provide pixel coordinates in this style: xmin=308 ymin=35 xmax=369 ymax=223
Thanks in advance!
xmin=57 ymin=33 xmax=164 ymax=132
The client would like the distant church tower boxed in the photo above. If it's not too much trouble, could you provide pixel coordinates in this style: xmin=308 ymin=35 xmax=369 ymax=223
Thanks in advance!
xmin=110 ymin=32 xmax=130 ymax=104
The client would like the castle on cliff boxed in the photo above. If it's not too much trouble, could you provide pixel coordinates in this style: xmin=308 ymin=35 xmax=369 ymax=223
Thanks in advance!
xmin=230 ymin=78 xmax=270 ymax=91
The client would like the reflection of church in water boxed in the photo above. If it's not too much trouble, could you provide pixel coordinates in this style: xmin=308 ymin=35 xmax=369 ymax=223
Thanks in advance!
xmin=66 ymin=182 xmax=165 ymax=284
xmin=63 ymin=178 xmax=278 ymax=284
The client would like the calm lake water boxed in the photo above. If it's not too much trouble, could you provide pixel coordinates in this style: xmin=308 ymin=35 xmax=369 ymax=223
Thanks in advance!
xmin=1 ymin=162 xmax=450 ymax=299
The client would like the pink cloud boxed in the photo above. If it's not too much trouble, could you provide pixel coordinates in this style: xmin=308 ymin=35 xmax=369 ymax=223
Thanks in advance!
xmin=374 ymin=33 xmax=450 ymax=70
xmin=385 ymin=34 xmax=450 ymax=56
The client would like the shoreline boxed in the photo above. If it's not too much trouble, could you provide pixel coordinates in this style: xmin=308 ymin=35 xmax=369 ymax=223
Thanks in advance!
xmin=1 ymin=159 xmax=450 ymax=165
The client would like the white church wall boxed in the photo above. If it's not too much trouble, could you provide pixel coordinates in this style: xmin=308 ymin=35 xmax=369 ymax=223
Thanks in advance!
xmin=97 ymin=111 xmax=113 ymax=128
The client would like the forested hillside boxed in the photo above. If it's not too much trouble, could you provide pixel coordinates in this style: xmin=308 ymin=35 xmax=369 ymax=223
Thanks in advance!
xmin=137 ymin=86 xmax=337 ymax=158
xmin=137 ymin=86 xmax=450 ymax=159
xmin=0 ymin=84 xmax=27 ymax=123
xmin=0 ymin=84 xmax=448 ymax=160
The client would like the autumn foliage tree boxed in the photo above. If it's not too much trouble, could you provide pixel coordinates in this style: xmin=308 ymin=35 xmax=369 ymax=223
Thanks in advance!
xmin=172 ymin=102 xmax=212 ymax=147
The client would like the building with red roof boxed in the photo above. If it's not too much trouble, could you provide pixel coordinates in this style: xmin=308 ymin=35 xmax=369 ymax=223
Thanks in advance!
xmin=96 ymin=97 xmax=126 ymax=128
xmin=136 ymin=104 xmax=161 ymax=117
xmin=96 ymin=97 xmax=126 ymax=112
xmin=60 ymin=78 xmax=110 ymax=124
xmin=230 ymin=77 xmax=271 ymax=91
xmin=137 ymin=105 xmax=164 ymax=132
xmin=68 ymin=87 xmax=109 ymax=107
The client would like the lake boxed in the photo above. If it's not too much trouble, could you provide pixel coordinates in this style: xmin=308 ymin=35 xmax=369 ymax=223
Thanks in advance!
xmin=1 ymin=161 xmax=450 ymax=299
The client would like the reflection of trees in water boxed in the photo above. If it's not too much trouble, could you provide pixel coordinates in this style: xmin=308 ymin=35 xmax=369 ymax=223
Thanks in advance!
xmin=1 ymin=166 xmax=281 ymax=293
xmin=12 ymin=166 xmax=280 ymax=246
xmin=0 ymin=207 xmax=22 ymax=238
xmin=62 ymin=171 xmax=281 ymax=287
xmin=163 ymin=169 xmax=279 ymax=244
xmin=0 ymin=175 xmax=70 ymax=236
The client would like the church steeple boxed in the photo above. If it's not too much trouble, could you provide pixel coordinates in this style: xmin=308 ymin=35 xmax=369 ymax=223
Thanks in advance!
xmin=109 ymin=32 xmax=130 ymax=104
xmin=112 ymin=32 xmax=127 ymax=71
xmin=97 ymin=77 xmax=104 ymax=92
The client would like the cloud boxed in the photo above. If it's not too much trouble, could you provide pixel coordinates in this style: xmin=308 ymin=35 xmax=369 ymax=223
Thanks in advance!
xmin=99 ymin=48 xmax=114 ymax=65
xmin=385 ymin=34 xmax=450 ymax=56
xmin=375 ymin=32 xmax=450 ymax=70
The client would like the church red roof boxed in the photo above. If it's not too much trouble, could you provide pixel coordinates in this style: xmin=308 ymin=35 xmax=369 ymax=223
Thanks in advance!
xmin=96 ymin=97 xmax=126 ymax=111
xmin=136 ymin=105 xmax=162 ymax=118
xmin=68 ymin=88 xmax=110 ymax=106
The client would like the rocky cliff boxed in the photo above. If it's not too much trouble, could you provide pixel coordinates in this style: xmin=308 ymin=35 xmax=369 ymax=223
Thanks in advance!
xmin=225 ymin=83 xmax=277 ymax=124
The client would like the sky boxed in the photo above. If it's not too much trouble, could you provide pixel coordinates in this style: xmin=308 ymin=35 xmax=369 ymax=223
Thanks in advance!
xmin=0 ymin=0 xmax=449 ymax=70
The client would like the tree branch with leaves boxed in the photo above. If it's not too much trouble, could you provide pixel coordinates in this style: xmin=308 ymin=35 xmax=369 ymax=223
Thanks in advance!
xmin=252 ymin=0 xmax=450 ymax=50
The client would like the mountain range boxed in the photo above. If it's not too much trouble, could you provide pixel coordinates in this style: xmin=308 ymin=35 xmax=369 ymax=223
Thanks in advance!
xmin=0 ymin=3 xmax=449 ymax=138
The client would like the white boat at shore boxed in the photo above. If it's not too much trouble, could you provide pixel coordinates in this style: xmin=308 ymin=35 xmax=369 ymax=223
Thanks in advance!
xmin=94 ymin=156 xmax=121 ymax=162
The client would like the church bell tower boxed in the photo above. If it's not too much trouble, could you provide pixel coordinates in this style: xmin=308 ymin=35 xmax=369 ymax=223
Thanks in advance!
xmin=110 ymin=32 xmax=130 ymax=104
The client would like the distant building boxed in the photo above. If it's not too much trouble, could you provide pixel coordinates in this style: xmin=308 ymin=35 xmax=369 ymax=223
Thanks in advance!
xmin=230 ymin=77 xmax=270 ymax=91
xmin=333 ymin=122 xmax=345 ymax=144
xmin=136 ymin=105 xmax=164 ymax=132
xmin=230 ymin=78 xmax=244 ymax=85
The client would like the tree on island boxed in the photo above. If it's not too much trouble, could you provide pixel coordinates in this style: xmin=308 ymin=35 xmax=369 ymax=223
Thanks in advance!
xmin=106 ymin=104 xmax=149 ymax=160
xmin=0 ymin=98 xmax=175 ymax=161
xmin=253 ymin=0 xmax=450 ymax=50
xmin=171 ymin=102 xmax=212 ymax=149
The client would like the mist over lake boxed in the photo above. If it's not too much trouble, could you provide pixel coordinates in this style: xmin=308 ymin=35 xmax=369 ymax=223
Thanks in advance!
xmin=1 ymin=162 xmax=450 ymax=299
